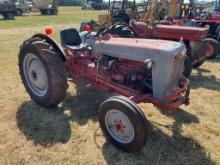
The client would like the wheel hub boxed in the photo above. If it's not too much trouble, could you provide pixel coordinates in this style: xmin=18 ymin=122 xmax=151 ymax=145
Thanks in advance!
xmin=23 ymin=53 xmax=48 ymax=96
xmin=31 ymin=70 xmax=38 ymax=80
xmin=105 ymin=109 xmax=134 ymax=143
xmin=113 ymin=120 xmax=126 ymax=133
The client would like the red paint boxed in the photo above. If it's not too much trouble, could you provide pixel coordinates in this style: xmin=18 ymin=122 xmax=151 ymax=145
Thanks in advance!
xmin=153 ymin=25 xmax=207 ymax=41
xmin=159 ymin=19 xmax=184 ymax=26
xmin=44 ymin=27 xmax=53 ymax=36
xmin=65 ymin=46 xmax=189 ymax=112
xmin=85 ymin=25 xmax=91 ymax=32
xmin=130 ymin=23 xmax=208 ymax=41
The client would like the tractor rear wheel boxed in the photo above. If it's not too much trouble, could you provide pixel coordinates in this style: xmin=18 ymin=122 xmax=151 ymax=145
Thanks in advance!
xmin=99 ymin=96 xmax=149 ymax=152
xmin=215 ymin=25 xmax=220 ymax=42
xmin=192 ymin=59 xmax=206 ymax=68
xmin=40 ymin=9 xmax=46 ymax=15
xmin=101 ymin=23 xmax=135 ymax=38
xmin=51 ymin=9 xmax=58 ymax=15
xmin=3 ymin=12 xmax=15 ymax=20
xmin=203 ymin=38 xmax=219 ymax=59
xmin=18 ymin=38 xmax=68 ymax=107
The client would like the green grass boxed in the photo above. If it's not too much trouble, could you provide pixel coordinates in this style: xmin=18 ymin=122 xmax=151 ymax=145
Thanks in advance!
xmin=0 ymin=7 xmax=105 ymax=29
xmin=0 ymin=6 xmax=220 ymax=165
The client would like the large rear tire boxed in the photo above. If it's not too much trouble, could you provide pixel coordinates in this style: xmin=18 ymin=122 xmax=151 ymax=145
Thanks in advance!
xmin=51 ymin=9 xmax=58 ymax=15
xmin=192 ymin=59 xmax=206 ymax=68
xmin=203 ymin=38 xmax=219 ymax=59
xmin=3 ymin=12 xmax=15 ymax=20
xmin=18 ymin=38 xmax=68 ymax=107
xmin=40 ymin=9 xmax=46 ymax=15
xmin=99 ymin=96 xmax=149 ymax=152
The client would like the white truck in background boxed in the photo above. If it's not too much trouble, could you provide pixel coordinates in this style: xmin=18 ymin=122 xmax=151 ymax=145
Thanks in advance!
xmin=13 ymin=0 xmax=32 ymax=16
xmin=32 ymin=0 xmax=58 ymax=15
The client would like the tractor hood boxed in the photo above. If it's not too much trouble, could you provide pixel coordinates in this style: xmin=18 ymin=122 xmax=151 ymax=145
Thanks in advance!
xmin=90 ymin=37 xmax=186 ymax=62
xmin=153 ymin=25 xmax=208 ymax=41
xmin=87 ymin=36 xmax=186 ymax=100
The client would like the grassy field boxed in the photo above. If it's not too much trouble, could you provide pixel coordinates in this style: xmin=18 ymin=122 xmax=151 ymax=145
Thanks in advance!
xmin=0 ymin=6 xmax=220 ymax=165
xmin=0 ymin=7 xmax=105 ymax=29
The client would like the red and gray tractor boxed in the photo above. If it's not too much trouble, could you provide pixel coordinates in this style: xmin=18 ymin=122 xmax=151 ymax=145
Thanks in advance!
xmin=98 ymin=22 xmax=211 ymax=78
xmin=18 ymin=27 xmax=190 ymax=152
xmin=185 ymin=12 xmax=220 ymax=59
xmin=80 ymin=0 xmax=214 ymax=78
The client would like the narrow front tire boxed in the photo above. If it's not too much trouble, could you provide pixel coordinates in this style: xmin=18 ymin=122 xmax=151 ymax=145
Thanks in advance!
xmin=99 ymin=96 xmax=149 ymax=152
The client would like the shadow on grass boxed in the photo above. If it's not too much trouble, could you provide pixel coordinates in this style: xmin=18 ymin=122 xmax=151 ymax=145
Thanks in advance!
xmin=102 ymin=108 xmax=215 ymax=164
xmin=16 ymin=89 xmax=214 ymax=164
xmin=207 ymin=55 xmax=220 ymax=63
xmin=190 ymin=67 xmax=220 ymax=91
xmin=16 ymin=87 xmax=112 ymax=147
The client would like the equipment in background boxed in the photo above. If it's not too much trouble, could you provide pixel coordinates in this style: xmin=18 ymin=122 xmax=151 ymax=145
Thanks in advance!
xmin=0 ymin=0 xmax=16 ymax=20
xmin=32 ymin=0 xmax=58 ymax=15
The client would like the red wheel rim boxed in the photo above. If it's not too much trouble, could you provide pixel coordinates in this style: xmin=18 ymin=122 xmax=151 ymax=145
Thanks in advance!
xmin=206 ymin=43 xmax=214 ymax=57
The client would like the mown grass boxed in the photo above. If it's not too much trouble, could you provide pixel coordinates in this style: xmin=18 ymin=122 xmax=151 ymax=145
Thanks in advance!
xmin=0 ymin=7 xmax=105 ymax=29
xmin=0 ymin=7 xmax=220 ymax=165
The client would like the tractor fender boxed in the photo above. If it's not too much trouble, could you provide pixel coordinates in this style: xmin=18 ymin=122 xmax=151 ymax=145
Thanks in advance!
xmin=31 ymin=34 xmax=67 ymax=61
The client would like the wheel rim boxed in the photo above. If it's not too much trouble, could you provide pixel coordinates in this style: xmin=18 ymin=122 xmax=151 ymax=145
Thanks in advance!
xmin=23 ymin=53 xmax=48 ymax=97
xmin=206 ymin=43 xmax=214 ymax=56
xmin=105 ymin=109 xmax=135 ymax=143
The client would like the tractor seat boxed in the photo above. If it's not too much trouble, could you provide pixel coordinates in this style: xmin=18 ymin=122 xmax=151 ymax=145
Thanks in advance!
xmin=60 ymin=28 xmax=88 ymax=51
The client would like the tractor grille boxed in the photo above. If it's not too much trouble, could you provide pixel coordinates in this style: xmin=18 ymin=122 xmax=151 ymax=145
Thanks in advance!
xmin=171 ymin=50 xmax=186 ymax=89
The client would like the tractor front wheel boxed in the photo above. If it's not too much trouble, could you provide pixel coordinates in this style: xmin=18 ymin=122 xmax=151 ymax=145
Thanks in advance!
xmin=18 ymin=38 xmax=68 ymax=107
xmin=99 ymin=96 xmax=149 ymax=152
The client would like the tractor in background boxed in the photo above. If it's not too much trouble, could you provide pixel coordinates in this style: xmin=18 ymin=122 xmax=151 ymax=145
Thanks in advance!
xmin=185 ymin=12 xmax=220 ymax=58
xmin=81 ymin=0 xmax=213 ymax=77
xmin=157 ymin=1 xmax=220 ymax=59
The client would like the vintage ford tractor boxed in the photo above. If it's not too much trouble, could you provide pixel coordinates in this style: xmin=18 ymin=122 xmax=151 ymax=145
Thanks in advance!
xmin=18 ymin=27 xmax=190 ymax=152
